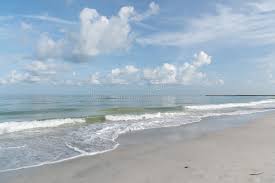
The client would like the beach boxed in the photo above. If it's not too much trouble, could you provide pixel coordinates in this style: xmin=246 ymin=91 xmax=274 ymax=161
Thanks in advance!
xmin=1 ymin=0 xmax=275 ymax=181
xmin=1 ymin=112 xmax=275 ymax=183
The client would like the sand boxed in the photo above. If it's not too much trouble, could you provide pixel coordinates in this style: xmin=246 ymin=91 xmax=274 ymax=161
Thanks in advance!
xmin=1 ymin=113 xmax=275 ymax=183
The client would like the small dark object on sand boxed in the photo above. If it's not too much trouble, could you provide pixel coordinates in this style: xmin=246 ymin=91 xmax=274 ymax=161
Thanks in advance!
xmin=184 ymin=166 xmax=189 ymax=169
xmin=250 ymin=172 xmax=264 ymax=176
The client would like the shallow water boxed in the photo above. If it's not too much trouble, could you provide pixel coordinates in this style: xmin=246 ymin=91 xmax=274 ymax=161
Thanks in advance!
xmin=0 ymin=94 xmax=274 ymax=172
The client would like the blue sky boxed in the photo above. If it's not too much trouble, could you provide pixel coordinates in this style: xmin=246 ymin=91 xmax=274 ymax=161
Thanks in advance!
xmin=0 ymin=0 xmax=275 ymax=94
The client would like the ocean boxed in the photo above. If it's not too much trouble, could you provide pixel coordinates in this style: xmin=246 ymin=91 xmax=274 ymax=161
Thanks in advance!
xmin=0 ymin=94 xmax=274 ymax=172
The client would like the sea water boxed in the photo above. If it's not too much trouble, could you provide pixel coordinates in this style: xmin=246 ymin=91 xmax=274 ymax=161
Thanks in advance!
xmin=0 ymin=94 xmax=274 ymax=172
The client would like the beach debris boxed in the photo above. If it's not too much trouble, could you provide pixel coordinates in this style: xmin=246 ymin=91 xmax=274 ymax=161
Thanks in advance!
xmin=184 ymin=166 xmax=189 ymax=169
xmin=249 ymin=172 xmax=264 ymax=176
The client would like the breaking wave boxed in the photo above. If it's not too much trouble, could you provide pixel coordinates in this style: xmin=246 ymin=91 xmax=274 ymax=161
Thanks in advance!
xmin=1 ymin=98 xmax=275 ymax=172
xmin=0 ymin=118 xmax=85 ymax=135
xmin=185 ymin=99 xmax=275 ymax=110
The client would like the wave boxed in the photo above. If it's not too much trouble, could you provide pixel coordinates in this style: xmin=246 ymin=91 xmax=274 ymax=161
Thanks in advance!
xmin=0 ymin=118 xmax=85 ymax=135
xmin=85 ymin=115 xmax=106 ymax=123
xmin=0 ymin=145 xmax=26 ymax=150
xmin=0 ymin=108 xmax=78 ymax=116
xmin=1 ymin=99 xmax=274 ymax=135
xmin=0 ymin=106 xmax=273 ymax=172
xmin=0 ymin=112 xmax=187 ymax=135
xmin=185 ymin=99 xmax=275 ymax=110
xmin=101 ymin=105 xmax=182 ymax=115
xmin=105 ymin=112 xmax=186 ymax=121
xmin=1 ymin=99 xmax=273 ymax=135
xmin=202 ymin=109 xmax=273 ymax=118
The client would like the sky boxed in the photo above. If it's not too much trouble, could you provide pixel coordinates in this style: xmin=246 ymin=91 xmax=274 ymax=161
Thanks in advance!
xmin=0 ymin=0 xmax=275 ymax=95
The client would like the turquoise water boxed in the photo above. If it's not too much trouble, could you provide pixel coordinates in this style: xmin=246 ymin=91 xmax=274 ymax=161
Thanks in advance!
xmin=0 ymin=94 xmax=274 ymax=172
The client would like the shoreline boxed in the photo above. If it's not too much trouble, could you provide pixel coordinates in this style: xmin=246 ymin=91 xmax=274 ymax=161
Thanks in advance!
xmin=1 ymin=112 xmax=275 ymax=183
xmin=0 ymin=111 xmax=263 ymax=174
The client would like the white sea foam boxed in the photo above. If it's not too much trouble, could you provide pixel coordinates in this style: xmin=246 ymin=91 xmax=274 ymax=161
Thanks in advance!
xmin=3 ymin=96 xmax=275 ymax=173
xmin=106 ymin=113 xmax=161 ymax=121
xmin=65 ymin=142 xmax=88 ymax=154
xmin=105 ymin=112 xmax=186 ymax=121
xmin=202 ymin=109 xmax=272 ymax=118
xmin=0 ymin=145 xmax=26 ymax=150
xmin=185 ymin=99 xmax=275 ymax=110
xmin=0 ymin=118 xmax=85 ymax=135
xmin=0 ymin=99 xmax=273 ymax=136
xmin=0 ymin=106 xmax=273 ymax=172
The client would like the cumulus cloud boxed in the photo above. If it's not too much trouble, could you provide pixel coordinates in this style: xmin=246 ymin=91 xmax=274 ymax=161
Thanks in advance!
xmin=109 ymin=65 xmax=140 ymax=84
xmin=0 ymin=70 xmax=40 ymax=84
xmin=143 ymin=63 xmax=177 ymax=84
xmin=0 ymin=61 xmax=64 ymax=85
xmin=36 ymin=34 xmax=66 ymax=59
xmin=89 ymin=72 xmax=101 ymax=84
xmin=82 ymin=51 xmax=222 ymax=85
xmin=177 ymin=51 xmax=211 ymax=84
xmin=0 ymin=51 xmax=222 ymax=86
xmin=112 ymin=65 xmax=139 ymax=77
xmin=74 ymin=6 xmax=134 ymax=57
xmin=35 ymin=2 xmax=159 ymax=62
xmin=193 ymin=51 xmax=212 ymax=66
xmin=25 ymin=61 xmax=58 ymax=76
xmin=142 ymin=51 xmax=212 ymax=84
xmin=86 ymin=65 xmax=141 ymax=85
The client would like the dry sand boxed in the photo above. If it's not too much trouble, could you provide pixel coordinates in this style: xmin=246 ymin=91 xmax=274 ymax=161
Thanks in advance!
xmin=1 ymin=113 xmax=275 ymax=183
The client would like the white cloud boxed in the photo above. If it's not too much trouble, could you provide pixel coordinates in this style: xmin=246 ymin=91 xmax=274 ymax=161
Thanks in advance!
xmin=111 ymin=65 xmax=139 ymax=77
xmin=0 ymin=61 xmax=64 ymax=85
xmin=0 ymin=78 xmax=7 ymax=85
xmin=143 ymin=63 xmax=177 ymax=84
xmin=1 ymin=15 xmax=76 ymax=26
xmin=132 ymin=2 xmax=160 ymax=21
xmin=20 ymin=21 xmax=32 ymax=31
xmin=193 ymin=51 xmax=212 ymax=67
xmin=74 ymin=6 xmax=134 ymax=57
xmin=109 ymin=65 xmax=140 ymax=84
xmin=217 ymin=79 xmax=224 ymax=85
xmin=249 ymin=0 xmax=275 ymax=12
xmin=0 ymin=70 xmax=40 ymax=84
xmin=22 ymin=15 xmax=76 ymax=25
xmin=179 ymin=51 xmax=211 ymax=84
xmin=83 ymin=51 xmax=222 ymax=85
xmin=25 ymin=61 xmax=58 ymax=76
xmin=174 ymin=51 xmax=211 ymax=84
xmin=74 ymin=3 xmax=159 ymax=57
xmin=35 ymin=2 xmax=159 ymax=61
xmin=89 ymin=72 xmax=101 ymax=84
xmin=0 ymin=51 xmax=222 ymax=86
xmin=137 ymin=1 xmax=275 ymax=47
xmin=36 ymin=34 xmax=66 ymax=59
